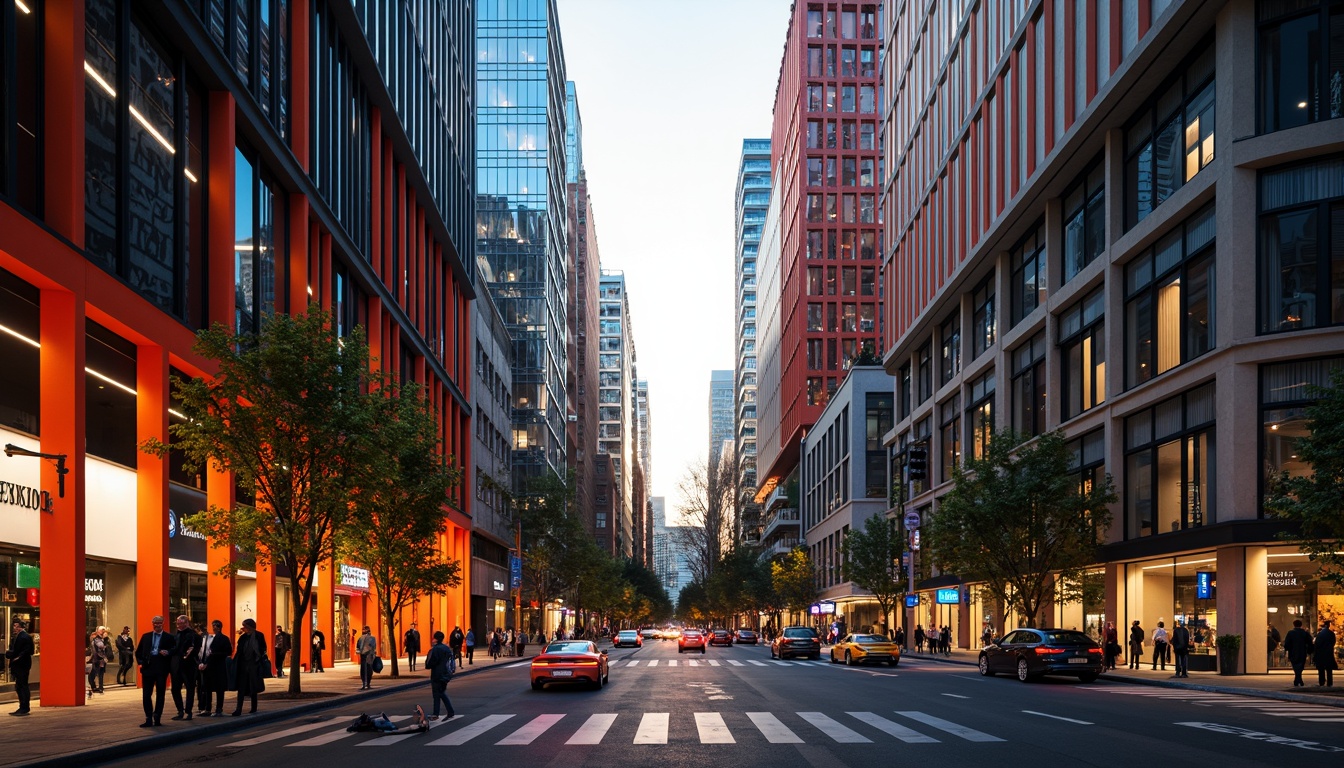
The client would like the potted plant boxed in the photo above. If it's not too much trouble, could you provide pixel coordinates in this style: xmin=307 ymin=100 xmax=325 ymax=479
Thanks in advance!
xmin=1216 ymin=634 xmax=1241 ymax=675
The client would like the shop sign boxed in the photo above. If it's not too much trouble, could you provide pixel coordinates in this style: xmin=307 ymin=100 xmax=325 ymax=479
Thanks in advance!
xmin=0 ymin=478 xmax=53 ymax=513
xmin=492 ymin=580 xmax=506 ymax=592
xmin=1268 ymin=570 xmax=1299 ymax=587
xmin=84 ymin=577 xmax=104 ymax=604
xmin=338 ymin=564 xmax=370 ymax=590
xmin=1196 ymin=571 xmax=1215 ymax=599
xmin=509 ymin=555 xmax=522 ymax=590
xmin=809 ymin=601 xmax=837 ymax=615
xmin=168 ymin=484 xmax=208 ymax=564
xmin=935 ymin=587 xmax=960 ymax=605
xmin=904 ymin=594 xmax=919 ymax=608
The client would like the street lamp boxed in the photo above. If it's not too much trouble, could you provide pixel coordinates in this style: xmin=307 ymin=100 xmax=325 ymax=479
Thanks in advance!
xmin=3 ymin=443 xmax=69 ymax=498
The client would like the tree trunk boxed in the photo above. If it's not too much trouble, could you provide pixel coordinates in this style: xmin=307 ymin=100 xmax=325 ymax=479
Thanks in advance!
xmin=289 ymin=589 xmax=311 ymax=694
xmin=385 ymin=610 xmax=400 ymax=679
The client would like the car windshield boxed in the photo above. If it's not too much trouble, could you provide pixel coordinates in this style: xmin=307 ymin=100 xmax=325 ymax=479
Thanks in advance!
xmin=783 ymin=628 xmax=817 ymax=639
xmin=851 ymin=635 xmax=888 ymax=643
xmin=1041 ymin=631 xmax=1095 ymax=645
xmin=617 ymin=631 xmax=637 ymax=637
xmin=544 ymin=642 xmax=594 ymax=654
xmin=739 ymin=630 xmax=755 ymax=636
xmin=683 ymin=630 xmax=702 ymax=636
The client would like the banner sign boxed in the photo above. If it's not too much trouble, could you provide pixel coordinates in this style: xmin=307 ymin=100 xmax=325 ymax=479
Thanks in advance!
xmin=1196 ymin=571 xmax=1214 ymax=599
xmin=935 ymin=587 xmax=960 ymax=605
xmin=168 ymin=484 xmax=209 ymax=564
xmin=509 ymin=555 xmax=522 ymax=590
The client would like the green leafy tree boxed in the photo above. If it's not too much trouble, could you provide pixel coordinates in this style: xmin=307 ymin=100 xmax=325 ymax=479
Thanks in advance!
xmin=771 ymin=547 xmax=817 ymax=617
xmin=144 ymin=310 xmax=378 ymax=694
xmin=1266 ymin=367 xmax=1344 ymax=588
xmin=929 ymin=429 xmax=1116 ymax=628
xmin=515 ymin=473 xmax=585 ymax=631
xmin=705 ymin=546 xmax=772 ymax=626
xmin=840 ymin=513 xmax=906 ymax=633
xmin=677 ymin=581 xmax=709 ymax=623
xmin=339 ymin=382 xmax=463 ymax=678
xmin=622 ymin=558 xmax=673 ymax=623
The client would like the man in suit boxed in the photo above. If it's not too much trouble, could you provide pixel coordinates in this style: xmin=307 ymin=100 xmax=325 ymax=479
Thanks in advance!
xmin=135 ymin=615 xmax=177 ymax=726
xmin=1315 ymin=620 xmax=1337 ymax=687
xmin=170 ymin=615 xmax=200 ymax=720
xmin=5 ymin=619 xmax=34 ymax=716
xmin=404 ymin=623 xmax=421 ymax=672
xmin=1283 ymin=618 xmax=1313 ymax=687
xmin=310 ymin=628 xmax=326 ymax=672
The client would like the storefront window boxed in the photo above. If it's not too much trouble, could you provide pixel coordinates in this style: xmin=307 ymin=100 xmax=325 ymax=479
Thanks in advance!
xmin=1261 ymin=357 xmax=1344 ymax=512
xmin=1266 ymin=547 xmax=1344 ymax=669
xmin=1 ymin=550 xmax=42 ymax=688
xmin=1126 ymin=554 xmax=1219 ymax=667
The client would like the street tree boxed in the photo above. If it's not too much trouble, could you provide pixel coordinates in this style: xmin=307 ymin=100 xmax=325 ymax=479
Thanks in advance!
xmin=771 ymin=547 xmax=817 ymax=618
xmin=674 ymin=453 xmax=736 ymax=583
xmin=339 ymin=381 xmax=463 ymax=679
xmin=1266 ymin=366 xmax=1344 ymax=588
xmin=677 ymin=581 xmax=710 ymax=623
xmin=516 ymin=473 xmax=585 ymax=632
xmin=706 ymin=546 xmax=772 ymax=626
xmin=840 ymin=512 xmax=906 ymax=634
xmin=145 ymin=310 xmax=378 ymax=694
xmin=929 ymin=429 xmax=1116 ymax=628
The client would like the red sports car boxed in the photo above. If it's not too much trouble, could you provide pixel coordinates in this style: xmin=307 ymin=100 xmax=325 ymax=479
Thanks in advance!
xmin=530 ymin=640 xmax=610 ymax=690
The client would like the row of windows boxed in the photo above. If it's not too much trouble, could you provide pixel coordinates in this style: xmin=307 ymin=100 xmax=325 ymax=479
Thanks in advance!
xmin=806 ymin=265 xmax=878 ymax=296
xmin=806 ymin=156 xmax=879 ymax=188
xmin=806 ymin=337 xmax=877 ymax=372
xmin=806 ymin=5 xmax=879 ymax=40
xmin=805 ymin=45 xmax=879 ymax=79
xmin=805 ymin=83 xmax=878 ymax=114
xmin=805 ymin=303 xmax=878 ymax=334
xmin=804 ymin=228 xmax=882 ymax=261
xmin=805 ymin=193 xmax=878 ymax=223
xmin=192 ymin=0 xmax=290 ymax=141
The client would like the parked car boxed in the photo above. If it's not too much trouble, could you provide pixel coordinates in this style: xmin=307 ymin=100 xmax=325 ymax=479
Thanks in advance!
xmin=770 ymin=626 xmax=821 ymax=660
xmin=829 ymin=633 xmax=901 ymax=666
xmin=678 ymin=629 xmax=708 ymax=653
xmin=734 ymin=629 xmax=759 ymax=645
xmin=978 ymin=628 xmax=1104 ymax=683
xmin=709 ymin=629 xmax=733 ymax=647
xmin=638 ymin=628 xmax=659 ymax=642
xmin=530 ymin=640 xmax=610 ymax=690
xmin=662 ymin=627 xmax=682 ymax=640
xmin=612 ymin=630 xmax=642 ymax=648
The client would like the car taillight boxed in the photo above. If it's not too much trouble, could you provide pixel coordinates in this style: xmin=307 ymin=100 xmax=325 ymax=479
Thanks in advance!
xmin=1087 ymin=648 xmax=1102 ymax=655
xmin=1034 ymin=647 xmax=1068 ymax=655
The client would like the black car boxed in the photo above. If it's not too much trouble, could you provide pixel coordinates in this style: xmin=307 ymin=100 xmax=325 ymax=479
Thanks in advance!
xmin=978 ymin=628 xmax=1104 ymax=683
xmin=709 ymin=630 xmax=733 ymax=647
xmin=735 ymin=629 xmax=759 ymax=645
xmin=770 ymin=626 xmax=821 ymax=660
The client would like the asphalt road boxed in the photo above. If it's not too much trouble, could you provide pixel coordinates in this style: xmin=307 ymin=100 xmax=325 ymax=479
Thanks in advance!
xmin=107 ymin=639 xmax=1344 ymax=767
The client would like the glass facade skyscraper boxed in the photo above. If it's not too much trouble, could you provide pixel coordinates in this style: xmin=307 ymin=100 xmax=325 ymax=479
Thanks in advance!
xmin=735 ymin=138 xmax=771 ymax=538
xmin=477 ymin=0 xmax=569 ymax=486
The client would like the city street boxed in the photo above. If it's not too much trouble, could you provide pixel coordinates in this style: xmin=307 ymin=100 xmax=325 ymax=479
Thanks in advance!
xmin=101 ymin=640 xmax=1344 ymax=767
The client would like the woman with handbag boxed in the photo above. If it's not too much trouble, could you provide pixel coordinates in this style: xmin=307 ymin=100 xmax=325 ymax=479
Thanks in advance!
xmin=231 ymin=618 xmax=267 ymax=716
xmin=87 ymin=626 xmax=112 ymax=696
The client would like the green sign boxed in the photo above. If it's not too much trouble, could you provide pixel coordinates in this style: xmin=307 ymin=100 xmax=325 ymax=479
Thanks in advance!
xmin=16 ymin=562 xmax=39 ymax=589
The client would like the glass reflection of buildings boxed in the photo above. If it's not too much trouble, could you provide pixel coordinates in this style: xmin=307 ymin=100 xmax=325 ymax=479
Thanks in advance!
xmin=477 ymin=0 xmax=569 ymax=487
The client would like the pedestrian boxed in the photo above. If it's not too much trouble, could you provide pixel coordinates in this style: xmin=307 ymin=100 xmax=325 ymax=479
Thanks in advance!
xmin=88 ymin=626 xmax=112 ymax=696
xmin=1103 ymin=622 xmax=1119 ymax=670
xmin=1171 ymin=619 xmax=1191 ymax=678
xmin=981 ymin=624 xmax=993 ymax=649
xmin=914 ymin=624 xmax=925 ymax=654
xmin=310 ymin=627 xmax=326 ymax=672
xmin=423 ymin=631 xmax=456 ymax=720
xmin=1267 ymin=623 xmax=1282 ymax=665
xmin=231 ymin=618 xmax=267 ymax=716
xmin=357 ymin=625 xmax=378 ymax=690
xmin=506 ymin=627 xmax=515 ymax=657
xmin=465 ymin=626 xmax=476 ymax=664
xmin=197 ymin=619 xmax=232 ymax=716
xmin=273 ymin=625 xmax=290 ymax=678
xmin=449 ymin=625 xmax=464 ymax=664
xmin=895 ymin=626 xmax=906 ymax=650
xmin=114 ymin=626 xmax=135 ymax=686
xmin=1128 ymin=620 xmax=1145 ymax=670
xmin=170 ymin=615 xmax=200 ymax=720
xmin=6 ymin=618 xmax=34 ymax=716
xmin=1151 ymin=621 xmax=1169 ymax=670
xmin=489 ymin=629 xmax=501 ymax=659
xmin=517 ymin=629 xmax=528 ymax=657
xmin=1283 ymin=618 xmax=1312 ymax=687
xmin=135 ymin=615 xmax=177 ymax=726
xmin=404 ymin=622 xmax=422 ymax=672
xmin=942 ymin=625 xmax=952 ymax=655
xmin=1313 ymin=621 xmax=1336 ymax=687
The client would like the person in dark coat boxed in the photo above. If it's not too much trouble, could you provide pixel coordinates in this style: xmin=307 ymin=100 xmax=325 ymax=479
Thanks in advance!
xmin=115 ymin=626 xmax=135 ymax=686
xmin=1282 ymin=618 xmax=1313 ymax=687
xmin=404 ymin=623 xmax=422 ymax=671
xmin=423 ymin=631 xmax=456 ymax=720
xmin=5 ymin=619 xmax=34 ymax=716
xmin=449 ymin=626 xmax=465 ymax=664
xmin=135 ymin=615 xmax=178 ymax=726
xmin=1128 ymin=620 xmax=1145 ymax=669
xmin=1313 ymin=621 xmax=1337 ymax=687
xmin=170 ymin=615 xmax=200 ymax=720
xmin=273 ymin=626 xmax=290 ymax=678
xmin=1171 ymin=619 xmax=1192 ymax=678
xmin=310 ymin=628 xmax=326 ymax=673
xmin=196 ymin=619 xmax=232 ymax=716
xmin=231 ymin=618 xmax=267 ymax=716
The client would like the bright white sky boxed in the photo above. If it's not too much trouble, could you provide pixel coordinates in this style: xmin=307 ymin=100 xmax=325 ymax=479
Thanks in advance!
xmin=557 ymin=0 xmax=792 ymax=521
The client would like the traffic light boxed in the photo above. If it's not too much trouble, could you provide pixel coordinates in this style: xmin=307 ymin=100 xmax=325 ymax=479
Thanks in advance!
xmin=907 ymin=444 xmax=928 ymax=482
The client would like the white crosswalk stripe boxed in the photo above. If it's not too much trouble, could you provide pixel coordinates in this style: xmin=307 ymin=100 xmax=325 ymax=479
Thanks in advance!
xmin=797 ymin=711 xmax=873 ymax=743
xmin=625 ymin=660 xmax=639 ymax=667
xmin=695 ymin=712 xmax=735 ymax=743
xmin=688 ymin=660 xmax=701 ymax=666
xmin=497 ymin=714 xmax=565 ymax=745
xmin=727 ymin=659 xmax=745 ymax=666
xmin=746 ymin=712 xmax=803 ymax=743
xmin=895 ymin=711 xmax=1004 ymax=742
xmin=708 ymin=659 xmax=721 ymax=666
xmin=227 ymin=719 xmax=349 ymax=747
xmin=358 ymin=715 xmax=462 ymax=746
xmin=566 ymin=714 xmax=618 ymax=745
xmin=748 ymin=660 xmax=768 ymax=666
xmin=633 ymin=712 xmax=669 ymax=744
xmin=289 ymin=715 xmax=412 ymax=747
xmin=427 ymin=714 xmax=515 ymax=745
xmin=848 ymin=711 xmax=939 ymax=743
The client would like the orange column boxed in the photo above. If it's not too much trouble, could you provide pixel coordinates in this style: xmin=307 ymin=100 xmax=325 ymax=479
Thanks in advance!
xmin=38 ymin=288 xmax=86 ymax=706
xmin=135 ymin=345 xmax=170 ymax=638
xmin=43 ymin=0 xmax=84 ymax=245
xmin=290 ymin=0 xmax=311 ymax=174
xmin=288 ymin=195 xmax=310 ymax=313
xmin=317 ymin=560 xmax=334 ymax=669
xmin=255 ymin=558 xmax=276 ymax=665
xmin=205 ymin=468 xmax=235 ymax=635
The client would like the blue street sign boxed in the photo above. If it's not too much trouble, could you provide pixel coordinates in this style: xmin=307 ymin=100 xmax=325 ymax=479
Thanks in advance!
xmin=509 ymin=555 xmax=522 ymax=590
xmin=904 ymin=594 xmax=919 ymax=608
xmin=935 ymin=587 xmax=960 ymax=605
xmin=1196 ymin=571 xmax=1213 ymax=599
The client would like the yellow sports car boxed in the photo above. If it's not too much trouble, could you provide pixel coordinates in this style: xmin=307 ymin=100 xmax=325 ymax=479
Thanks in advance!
xmin=829 ymin=633 xmax=901 ymax=667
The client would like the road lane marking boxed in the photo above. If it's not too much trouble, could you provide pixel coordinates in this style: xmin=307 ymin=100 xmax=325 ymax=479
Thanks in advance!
xmin=727 ymin=660 xmax=744 ymax=666
xmin=288 ymin=715 xmax=412 ymax=747
xmin=646 ymin=660 xmax=658 ymax=667
xmin=941 ymin=693 xmax=970 ymax=699
xmin=748 ymin=660 xmax=768 ymax=666
xmin=1022 ymin=710 xmax=1093 ymax=725
xmin=1176 ymin=722 xmax=1344 ymax=753
xmin=634 ymin=713 xmax=669 ymax=744
xmin=688 ymin=660 xmax=700 ymax=666
xmin=359 ymin=715 xmax=462 ymax=745
xmin=625 ymin=660 xmax=639 ymax=667
xmin=769 ymin=660 xmax=790 ymax=666
xmin=668 ymin=660 xmax=678 ymax=667
xmin=226 ymin=719 xmax=348 ymax=747
xmin=428 ymin=714 xmax=515 ymax=745
xmin=846 ymin=711 xmax=938 ymax=743
xmin=497 ymin=714 xmax=565 ymax=745
xmin=566 ymin=714 xmax=618 ymax=745
xmin=708 ymin=659 xmax=721 ymax=666
xmin=695 ymin=712 xmax=735 ymax=743
xmin=797 ymin=711 xmax=872 ymax=743
xmin=746 ymin=712 xmax=804 ymax=743
xmin=895 ymin=711 xmax=1004 ymax=742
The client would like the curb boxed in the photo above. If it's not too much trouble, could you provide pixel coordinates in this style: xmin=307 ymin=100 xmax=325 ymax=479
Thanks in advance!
xmin=15 ymin=661 xmax=511 ymax=768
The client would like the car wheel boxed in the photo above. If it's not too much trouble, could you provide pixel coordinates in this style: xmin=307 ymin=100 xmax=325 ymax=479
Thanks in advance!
xmin=888 ymin=659 xmax=898 ymax=667
xmin=845 ymin=651 xmax=854 ymax=666
xmin=531 ymin=680 xmax=543 ymax=691
xmin=978 ymin=655 xmax=993 ymax=676
xmin=829 ymin=651 xmax=837 ymax=663
xmin=1016 ymin=657 xmax=1033 ymax=683
xmin=1077 ymin=672 xmax=1098 ymax=683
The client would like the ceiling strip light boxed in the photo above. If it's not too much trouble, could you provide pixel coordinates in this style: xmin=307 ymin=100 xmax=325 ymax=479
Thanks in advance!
xmin=15 ymin=1 xmax=33 ymax=14
xmin=0 ymin=323 xmax=40 ymax=348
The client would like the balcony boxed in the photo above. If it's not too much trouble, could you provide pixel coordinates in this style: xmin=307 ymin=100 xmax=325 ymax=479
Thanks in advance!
xmin=761 ymin=508 xmax=800 ymax=541
xmin=765 ymin=539 xmax=801 ymax=558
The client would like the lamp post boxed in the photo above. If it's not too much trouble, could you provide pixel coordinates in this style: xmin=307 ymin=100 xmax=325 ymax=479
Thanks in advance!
xmin=3 ymin=443 xmax=69 ymax=499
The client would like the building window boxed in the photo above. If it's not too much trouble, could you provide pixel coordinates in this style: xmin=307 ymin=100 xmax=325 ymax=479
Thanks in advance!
xmin=1127 ymin=203 xmax=1217 ymax=385
xmin=939 ymin=394 xmax=961 ymax=483
xmin=1125 ymin=383 xmax=1217 ymax=539
xmin=865 ymin=392 xmax=893 ymax=498
xmin=1060 ymin=288 xmax=1106 ymax=420
xmin=1124 ymin=42 xmax=1216 ymax=229
xmin=1261 ymin=357 xmax=1344 ymax=513
xmin=1258 ymin=0 xmax=1344 ymax=134
xmin=1258 ymin=156 xmax=1344 ymax=333
xmin=1067 ymin=429 xmax=1106 ymax=497
xmin=1063 ymin=158 xmax=1106 ymax=283
xmin=1010 ymin=223 xmax=1047 ymax=327
xmin=1012 ymin=333 xmax=1047 ymax=437
xmin=971 ymin=278 xmax=996 ymax=359
xmin=916 ymin=341 xmax=933 ymax=404
xmin=898 ymin=362 xmax=912 ymax=418
xmin=940 ymin=313 xmax=961 ymax=385
xmin=234 ymin=146 xmax=283 ymax=334
xmin=2 ymin=0 xmax=43 ymax=216
xmin=967 ymin=371 xmax=995 ymax=460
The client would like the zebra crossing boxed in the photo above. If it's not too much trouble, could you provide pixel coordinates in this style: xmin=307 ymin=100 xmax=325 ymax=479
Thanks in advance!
xmin=614 ymin=657 xmax=924 ymax=669
xmin=222 ymin=709 xmax=1005 ymax=749
xmin=1084 ymin=685 xmax=1344 ymax=723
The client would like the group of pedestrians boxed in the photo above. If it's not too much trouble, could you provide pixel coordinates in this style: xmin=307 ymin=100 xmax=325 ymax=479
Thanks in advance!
xmin=126 ymin=614 xmax=269 ymax=726
xmin=1282 ymin=619 xmax=1337 ymax=687
xmin=1123 ymin=618 xmax=1194 ymax=676
xmin=911 ymin=624 xmax=953 ymax=655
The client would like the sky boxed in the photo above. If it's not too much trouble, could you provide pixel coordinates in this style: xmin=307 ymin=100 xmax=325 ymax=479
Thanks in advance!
xmin=556 ymin=0 xmax=793 ymax=521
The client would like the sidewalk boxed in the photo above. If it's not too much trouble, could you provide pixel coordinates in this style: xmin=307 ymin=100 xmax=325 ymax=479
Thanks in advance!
xmin=899 ymin=646 xmax=1344 ymax=706
xmin=0 ymin=648 xmax=538 ymax=768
